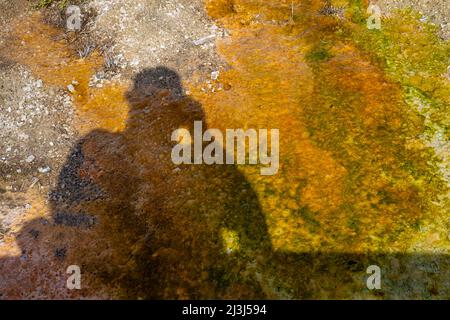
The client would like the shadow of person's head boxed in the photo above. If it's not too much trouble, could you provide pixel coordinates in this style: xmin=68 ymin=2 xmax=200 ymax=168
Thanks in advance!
xmin=126 ymin=66 xmax=184 ymax=100
xmin=123 ymin=66 xmax=205 ymax=136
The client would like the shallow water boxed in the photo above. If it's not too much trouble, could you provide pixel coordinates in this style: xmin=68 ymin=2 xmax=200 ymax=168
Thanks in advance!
xmin=2 ymin=1 xmax=449 ymax=299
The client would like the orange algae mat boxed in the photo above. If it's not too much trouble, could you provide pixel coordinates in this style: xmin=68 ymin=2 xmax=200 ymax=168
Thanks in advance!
xmin=200 ymin=0 xmax=448 ymax=251
xmin=1 ymin=0 xmax=449 ymax=299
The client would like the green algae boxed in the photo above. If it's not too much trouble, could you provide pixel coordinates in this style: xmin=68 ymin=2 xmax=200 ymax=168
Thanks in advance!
xmin=305 ymin=41 xmax=334 ymax=62
xmin=349 ymin=9 xmax=449 ymax=125
xmin=295 ymin=2 xmax=448 ymax=242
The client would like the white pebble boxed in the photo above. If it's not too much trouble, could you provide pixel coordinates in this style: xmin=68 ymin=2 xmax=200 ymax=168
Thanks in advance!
xmin=25 ymin=155 xmax=35 ymax=163
xmin=38 ymin=166 xmax=51 ymax=174
xmin=211 ymin=71 xmax=219 ymax=80
xmin=67 ymin=84 xmax=76 ymax=93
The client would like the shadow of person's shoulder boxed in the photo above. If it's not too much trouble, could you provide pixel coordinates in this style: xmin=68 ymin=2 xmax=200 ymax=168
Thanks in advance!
xmin=49 ymin=128 xmax=129 ymax=225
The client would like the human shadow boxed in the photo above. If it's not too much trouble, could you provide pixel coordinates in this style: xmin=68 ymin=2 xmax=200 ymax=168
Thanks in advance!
xmin=44 ymin=66 xmax=274 ymax=299
xmin=1 ymin=67 xmax=449 ymax=300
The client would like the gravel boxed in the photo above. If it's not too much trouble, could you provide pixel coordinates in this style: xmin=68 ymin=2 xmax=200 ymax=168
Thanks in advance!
xmin=375 ymin=0 xmax=449 ymax=39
